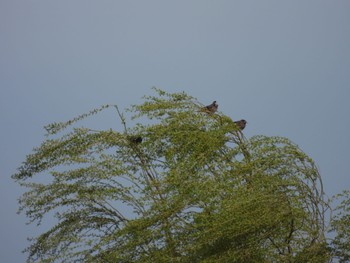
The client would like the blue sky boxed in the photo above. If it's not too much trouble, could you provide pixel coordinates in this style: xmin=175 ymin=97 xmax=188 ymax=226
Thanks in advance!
xmin=1 ymin=1 xmax=350 ymax=261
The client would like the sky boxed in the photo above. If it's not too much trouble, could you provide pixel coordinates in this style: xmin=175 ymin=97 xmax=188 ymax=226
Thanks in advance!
xmin=1 ymin=1 xmax=350 ymax=261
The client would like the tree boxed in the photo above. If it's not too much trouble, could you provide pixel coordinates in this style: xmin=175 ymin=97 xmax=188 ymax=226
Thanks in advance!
xmin=329 ymin=191 xmax=350 ymax=262
xmin=13 ymin=88 xmax=331 ymax=262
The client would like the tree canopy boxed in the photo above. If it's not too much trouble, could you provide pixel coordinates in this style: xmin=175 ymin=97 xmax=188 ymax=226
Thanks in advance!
xmin=13 ymin=88 xmax=344 ymax=262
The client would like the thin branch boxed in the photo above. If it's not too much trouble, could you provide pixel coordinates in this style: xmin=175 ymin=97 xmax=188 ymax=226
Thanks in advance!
xmin=114 ymin=105 xmax=128 ymax=133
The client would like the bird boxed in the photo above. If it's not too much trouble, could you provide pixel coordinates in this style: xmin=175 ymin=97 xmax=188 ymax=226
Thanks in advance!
xmin=129 ymin=136 xmax=143 ymax=144
xmin=234 ymin=119 xmax=247 ymax=130
xmin=203 ymin=101 xmax=218 ymax=114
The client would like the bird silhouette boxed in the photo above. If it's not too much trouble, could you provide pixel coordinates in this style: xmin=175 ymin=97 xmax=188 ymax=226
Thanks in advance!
xmin=234 ymin=119 xmax=247 ymax=130
xmin=129 ymin=136 xmax=143 ymax=144
xmin=203 ymin=101 xmax=218 ymax=114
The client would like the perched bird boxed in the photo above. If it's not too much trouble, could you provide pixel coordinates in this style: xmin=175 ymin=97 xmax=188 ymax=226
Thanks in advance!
xmin=203 ymin=101 xmax=218 ymax=114
xmin=129 ymin=136 xmax=143 ymax=144
xmin=234 ymin=119 xmax=247 ymax=130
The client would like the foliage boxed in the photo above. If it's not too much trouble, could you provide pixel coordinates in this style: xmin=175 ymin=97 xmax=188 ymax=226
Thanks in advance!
xmin=329 ymin=191 xmax=350 ymax=262
xmin=13 ymin=88 xmax=331 ymax=262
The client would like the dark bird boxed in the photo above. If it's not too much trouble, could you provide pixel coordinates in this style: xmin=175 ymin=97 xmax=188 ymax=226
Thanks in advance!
xmin=129 ymin=136 xmax=143 ymax=144
xmin=203 ymin=101 xmax=218 ymax=114
xmin=234 ymin=119 xmax=247 ymax=130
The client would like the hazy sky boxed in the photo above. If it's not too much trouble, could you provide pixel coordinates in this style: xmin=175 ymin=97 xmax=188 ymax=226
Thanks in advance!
xmin=1 ymin=1 xmax=350 ymax=261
